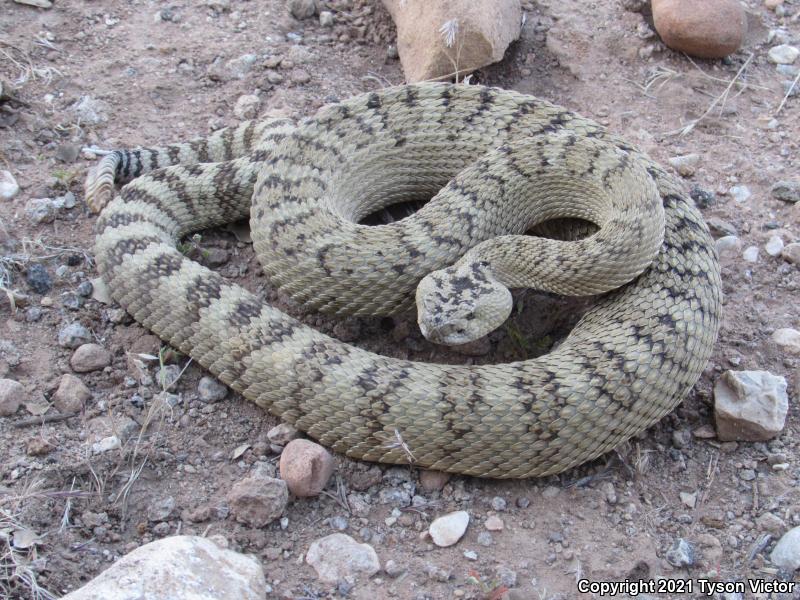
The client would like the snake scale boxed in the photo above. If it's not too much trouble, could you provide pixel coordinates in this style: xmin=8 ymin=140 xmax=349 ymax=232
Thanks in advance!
xmin=87 ymin=83 xmax=721 ymax=478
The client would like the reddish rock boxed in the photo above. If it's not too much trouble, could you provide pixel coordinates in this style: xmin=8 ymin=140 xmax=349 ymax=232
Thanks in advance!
xmin=419 ymin=469 xmax=451 ymax=492
xmin=279 ymin=439 xmax=335 ymax=497
xmin=70 ymin=344 xmax=112 ymax=373
xmin=52 ymin=374 xmax=91 ymax=413
xmin=652 ymin=0 xmax=746 ymax=59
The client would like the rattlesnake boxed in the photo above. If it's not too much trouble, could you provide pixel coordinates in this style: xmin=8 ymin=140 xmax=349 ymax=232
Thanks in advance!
xmin=88 ymin=83 xmax=721 ymax=478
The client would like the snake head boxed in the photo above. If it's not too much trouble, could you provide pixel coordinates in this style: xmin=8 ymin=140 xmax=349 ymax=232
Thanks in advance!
xmin=416 ymin=261 xmax=513 ymax=346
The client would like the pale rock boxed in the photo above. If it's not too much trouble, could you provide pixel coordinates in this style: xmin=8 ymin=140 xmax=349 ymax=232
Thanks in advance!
xmin=485 ymin=516 xmax=504 ymax=531
xmin=729 ymin=184 xmax=751 ymax=202
xmin=742 ymin=246 xmax=759 ymax=263
xmin=771 ymin=526 xmax=800 ymax=571
xmin=714 ymin=370 xmax=788 ymax=441
xmin=0 ymin=171 xmax=19 ymax=201
xmin=756 ymin=512 xmax=786 ymax=535
xmin=0 ymin=378 xmax=25 ymax=416
xmin=765 ymin=235 xmax=784 ymax=256
xmin=429 ymin=510 xmax=469 ymax=547
xmin=382 ymin=0 xmax=522 ymax=82
xmin=668 ymin=153 xmax=700 ymax=177
xmin=25 ymin=198 xmax=57 ymax=224
xmin=233 ymin=94 xmax=260 ymax=120
xmin=319 ymin=10 xmax=334 ymax=27
xmin=765 ymin=0 xmax=783 ymax=9
xmin=715 ymin=235 xmax=741 ymax=258
xmin=267 ymin=422 xmax=300 ymax=446
xmin=71 ymin=96 xmax=109 ymax=125
xmin=768 ymin=45 xmax=800 ymax=65
xmin=772 ymin=328 xmax=800 ymax=355
xmin=92 ymin=435 xmax=121 ymax=454
xmin=60 ymin=536 xmax=266 ymax=600
xmin=13 ymin=0 xmax=53 ymax=7
xmin=306 ymin=533 xmax=380 ymax=584
xmin=652 ymin=0 xmax=746 ymax=59
xmin=781 ymin=242 xmax=800 ymax=264
xmin=52 ymin=374 xmax=91 ymax=413
xmin=279 ymin=439 xmax=335 ymax=497
xmin=679 ymin=491 xmax=697 ymax=508
xmin=70 ymin=344 xmax=112 ymax=373
xmin=227 ymin=473 xmax=288 ymax=527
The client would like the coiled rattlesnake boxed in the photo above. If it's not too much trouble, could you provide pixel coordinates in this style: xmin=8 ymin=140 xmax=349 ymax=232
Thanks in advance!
xmin=88 ymin=83 xmax=721 ymax=478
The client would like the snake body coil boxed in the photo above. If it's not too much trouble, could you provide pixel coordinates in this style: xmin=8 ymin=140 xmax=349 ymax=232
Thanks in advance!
xmin=90 ymin=84 xmax=721 ymax=478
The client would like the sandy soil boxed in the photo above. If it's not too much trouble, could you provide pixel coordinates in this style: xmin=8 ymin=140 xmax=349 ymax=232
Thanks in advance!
xmin=0 ymin=0 xmax=799 ymax=598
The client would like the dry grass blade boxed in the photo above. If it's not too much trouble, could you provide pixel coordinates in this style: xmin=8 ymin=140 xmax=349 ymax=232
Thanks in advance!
xmin=0 ymin=40 xmax=62 ymax=87
xmin=775 ymin=69 xmax=800 ymax=115
xmin=667 ymin=53 xmax=754 ymax=136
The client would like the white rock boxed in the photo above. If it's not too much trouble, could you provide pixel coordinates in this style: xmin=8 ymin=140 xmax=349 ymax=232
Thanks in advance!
xmin=772 ymin=328 xmax=800 ymax=355
xmin=0 ymin=171 xmax=19 ymax=201
xmin=714 ymin=370 xmax=788 ymax=441
xmin=729 ymin=185 xmax=751 ymax=202
xmin=92 ymin=435 xmax=121 ymax=454
xmin=429 ymin=510 xmax=470 ymax=547
xmin=742 ymin=246 xmax=759 ymax=263
xmin=771 ymin=526 xmax=800 ymax=571
xmin=668 ymin=153 xmax=700 ymax=177
xmin=71 ymin=96 xmax=109 ymax=124
xmin=768 ymin=44 xmax=800 ymax=65
xmin=305 ymin=533 xmax=380 ymax=584
xmin=715 ymin=235 xmax=741 ymax=257
xmin=765 ymin=235 xmax=784 ymax=256
xmin=60 ymin=536 xmax=266 ymax=599
xmin=233 ymin=94 xmax=260 ymax=120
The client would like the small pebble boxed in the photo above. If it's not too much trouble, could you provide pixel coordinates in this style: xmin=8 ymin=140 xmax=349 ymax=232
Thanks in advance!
xmin=58 ymin=322 xmax=92 ymax=348
xmin=765 ymin=236 xmax=784 ymax=256
xmin=742 ymin=246 xmax=759 ymax=263
xmin=26 ymin=264 xmax=52 ymax=294
xmin=666 ymin=538 xmax=694 ymax=567
xmin=668 ymin=153 xmax=700 ymax=177
xmin=729 ymin=185 xmax=751 ymax=202
xmin=771 ymin=181 xmax=800 ymax=203
xmin=70 ymin=343 xmax=112 ymax=373
xmin=197 ymin=376 xmax=227 ymax=402
xmin=768 ymin=44 xmax=800 ymax=65
xmin=490 ymin=496 xmax=507 ymax=511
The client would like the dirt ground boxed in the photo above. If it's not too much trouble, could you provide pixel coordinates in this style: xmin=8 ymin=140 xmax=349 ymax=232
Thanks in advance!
xmin=1 ymin=0 xmax=799 ymax=598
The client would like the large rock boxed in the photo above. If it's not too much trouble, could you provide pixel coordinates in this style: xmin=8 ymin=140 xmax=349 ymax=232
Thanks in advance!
xmin=714 ymin=370 xmax=788 ymax=441
xmin=652 ymin=0 xmax=746 ymax=59
xmin=0 ymin=378 xmax=25 ymax=416
xmin=279 ymin=439 xmax=335 ymax=497
xmin=771 ymin=526 xmax=800 ymax=571
xmin=429 ymin=510 xmax=470 ymax=547
xmin=52 ymin=374 xmax=91 ymax=413
xmin=382 ymin=0 xmax=522 ymax=82
xmin=227 ymin=473 xmax=288 ymax=527
xmin=306 ymin=533 xmax=380 ymax=584
xmin=60 ymin=536 xmax=266 ymax=599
